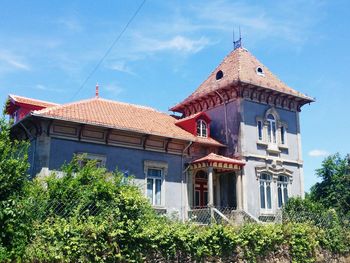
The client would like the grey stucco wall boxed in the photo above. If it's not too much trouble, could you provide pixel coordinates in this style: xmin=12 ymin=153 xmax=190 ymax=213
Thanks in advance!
xmin=242 ymin=100 xmax=299 ymax=161
xmin=241 ymin=100 xmax=303 ymax=217
xmin=205 ymin=100 xmax=241 ymax=156
xmin=49 ymin=138 xmax=185 ymax=217
xmin=243 ymin=158 xmax=302 ymax=218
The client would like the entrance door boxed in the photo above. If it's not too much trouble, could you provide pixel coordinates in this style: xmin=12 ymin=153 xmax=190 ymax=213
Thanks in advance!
xmin=194 ymin=170 xmax=208 ymax=207
xmin=219 ymin=172 xmax=237 ymax=208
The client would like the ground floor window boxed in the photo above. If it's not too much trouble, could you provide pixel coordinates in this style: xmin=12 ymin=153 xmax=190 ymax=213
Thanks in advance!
xmin=260 ymin=173 xmax=272 ymax=210
xmin=277 ymin=175 xmax=289 ymax=208
xmin=76 ymin=152 xmax=106 ymax=167
xmin=144 ymin=160 xmax=168 ymax=207
xmin=147 ymin=168 xmax=163 ymax=206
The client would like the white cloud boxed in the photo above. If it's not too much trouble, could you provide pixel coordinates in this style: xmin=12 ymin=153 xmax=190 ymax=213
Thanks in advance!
xmin=102 ymin=83 xmax=123 ymax=97
xmin=34 ymin=84 xmax=64 ymax=93
xmin=0 ymin=51 xmax=30 ymax=71
xmin=56 ymin=17 xmax=83 ymax=32
xmin=108 ymin=61 xmax=135 ymax=75
xmin=135 ymin=35 xmax=211 ymax=54
xmin=308 ymin=149 xmax=329 ymax=157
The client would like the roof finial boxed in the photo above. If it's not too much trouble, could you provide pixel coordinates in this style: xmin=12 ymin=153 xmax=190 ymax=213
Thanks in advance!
xmin=233 ymin=26 xmax=242 ymax=50
xmin=95 ymin=83 xmax=99 ymax=98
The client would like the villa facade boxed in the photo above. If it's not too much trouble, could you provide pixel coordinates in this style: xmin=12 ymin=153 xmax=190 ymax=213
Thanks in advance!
xmin=6 ymin=45 xmax=313 ymax=221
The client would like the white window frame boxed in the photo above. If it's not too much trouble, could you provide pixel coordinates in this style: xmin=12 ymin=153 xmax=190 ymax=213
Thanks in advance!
xmin=196 ymin=119 xmax=208 ymax=138
xmin=144 ymin=160 xmax=168 ymax=207
xmin=267 ymin=114 xmax=277 ymax=144
xmin=259 ymin=173 xmax=273 ymax=213
xmin=279 ymin=124 xmax=288 ymax=146
xmin=76 ymin=152 xmax=106 ymax=167
xmin=277 ymin=175 xmax=289 ymax=208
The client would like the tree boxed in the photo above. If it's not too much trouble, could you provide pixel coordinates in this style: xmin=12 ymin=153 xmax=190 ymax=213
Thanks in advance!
xmin=0 ymin=117 xmax=29 ymax=258
xmin=309 ymin=153 xmax=350 ymax=217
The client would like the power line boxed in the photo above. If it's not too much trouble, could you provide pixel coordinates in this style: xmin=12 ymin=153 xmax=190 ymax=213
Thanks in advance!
xmin=71 ymin=0 xmax=147 ymax=100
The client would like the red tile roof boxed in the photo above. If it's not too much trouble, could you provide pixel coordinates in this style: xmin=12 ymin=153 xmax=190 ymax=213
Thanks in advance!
xmin=31 ymin=97 xmax=224 ymax=146
xmin=170 ymin=47 xmax=314 ymax=112
xmin=192 ymin=153 xmax=245 ymax=166
xmin=9 ymin=94 xmax=59 ymax=108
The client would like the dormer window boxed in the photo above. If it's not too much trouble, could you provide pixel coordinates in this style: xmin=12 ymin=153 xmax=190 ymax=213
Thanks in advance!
xmin=196 ymin=119 xmax=207 ymax=137
xmin=256 ymin=67 xmax=265 ymax=76
xmin=216 ymin=70 xmax=223 ymax=80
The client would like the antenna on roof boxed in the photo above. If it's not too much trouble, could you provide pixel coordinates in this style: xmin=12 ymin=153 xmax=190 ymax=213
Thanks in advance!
xmin=95 ymin=83 xmax=99 ymax=98
xmin=233 ymin=26 xmax=242 ymax=50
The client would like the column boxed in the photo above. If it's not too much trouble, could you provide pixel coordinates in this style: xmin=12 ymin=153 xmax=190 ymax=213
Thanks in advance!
xmin=236 ymin=171 xmax=242 ymax=210
xmin=208 ymin=167 xmax=214 ymax=207
xmin=215 ymin=174 xmax=221 ymax=207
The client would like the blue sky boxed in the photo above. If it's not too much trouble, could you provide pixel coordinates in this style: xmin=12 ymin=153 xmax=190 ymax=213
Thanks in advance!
xmin=0 ymin=0 xmax=349 ymax=191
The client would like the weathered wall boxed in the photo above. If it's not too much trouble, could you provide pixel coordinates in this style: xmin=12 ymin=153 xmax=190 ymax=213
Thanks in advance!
xmin=243 ymin=158 xmax=302 ymax=218
xmin=204 ymin=99 xmax=241 ymax=156
xmin=49 ymin=137 xmax=185 ymax=217
xmin=241 ymin=99 xmax=303 ymax=218
xmin=242 ymin=100 xmax=300 ymax=161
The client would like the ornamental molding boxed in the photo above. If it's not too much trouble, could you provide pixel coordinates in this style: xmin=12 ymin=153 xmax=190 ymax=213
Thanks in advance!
xmin=264 ymin=107 xmax=280 ymax=122
xmin=179 ymin=83 xmax=306 ymax=117
xmin=255 ymin=164 xmax=293 ymax=182
xmin=143 ymin=160 xmax=168 ymax=176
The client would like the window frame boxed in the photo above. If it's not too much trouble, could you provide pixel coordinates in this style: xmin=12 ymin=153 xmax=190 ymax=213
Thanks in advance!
xmin=146 ymin=168 xmax=163 ymax=206
xmin=277 ymin=175 xmax=289 ymax=208
xmin=144 ymin=160 xmax=168 ymax=207
xmin=267 ymin=114 xmax=277 ymax=144
xmin=257 ymin=120 xmax=263 ymax=141
xmin=279 ymin=124 xmax=288 ymax=146
xmin=76 ymin=152 xmax=106 ymax=167
xmin=196 ymin=119 xmax=208 ymax=138
xmin=259 ymin=173 xmax=273 ymax=212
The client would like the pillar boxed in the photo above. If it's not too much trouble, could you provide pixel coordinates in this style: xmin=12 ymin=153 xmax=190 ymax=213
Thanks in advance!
xmin=236 ymin=171 xmax=242 ymax=210
xmin=208 ymin=167 xmax=214 ymax=207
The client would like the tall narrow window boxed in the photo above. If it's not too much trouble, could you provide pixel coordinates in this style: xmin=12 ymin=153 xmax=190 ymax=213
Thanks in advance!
xmin=257 ymin=120 xmax=263 ymax=141
xmin=197 ymin=120 xmax=207 ymax=137
xmin=147 ymin=168 xmax=163 ymax=206
xmin=280 ymin=126 xmax=286 ymax=145
xmin=260 ymin=173 xmax=272 ymax=210
xmin=267 ymin=114 xmax=276 ymax=143
xmin=277 ymin=175 xmax=288 ymax=208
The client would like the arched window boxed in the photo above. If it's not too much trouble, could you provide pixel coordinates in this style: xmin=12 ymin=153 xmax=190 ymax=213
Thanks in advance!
xmin=260 ymin=173 xmax=272 ymax=210
xmin=267 ymin=114 xmax=276 ymax=143
xmin=196 ymin=119 xmax=207 ymax=137
xmin=277 ymin=175 xmax=288 ymax=208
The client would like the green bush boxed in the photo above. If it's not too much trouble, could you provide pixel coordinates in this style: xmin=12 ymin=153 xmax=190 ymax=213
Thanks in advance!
xmin=0 ymin=145 xmax=349 ymax=262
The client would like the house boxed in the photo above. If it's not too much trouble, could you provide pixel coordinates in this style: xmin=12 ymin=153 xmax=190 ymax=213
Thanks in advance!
xmin=5 ymin=44 xmax=313 ymax=221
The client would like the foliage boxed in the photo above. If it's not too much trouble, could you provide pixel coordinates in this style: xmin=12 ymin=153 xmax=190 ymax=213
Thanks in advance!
xmin=0 ymin=122 xmax=349 ymax=263
xmin=284 ymin=197 xmax=350 ymax=254
xmin=310 ymin=153 xmax=350 ymax=218
xmin=0 ymin=117 xmax=29 ymax=258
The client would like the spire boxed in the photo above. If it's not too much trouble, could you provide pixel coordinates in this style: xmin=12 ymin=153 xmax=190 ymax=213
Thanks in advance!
xmin=95 ymin=83 xmax=99 ymax=98
xmin=233 ymin=26 xmax=242 ymax=50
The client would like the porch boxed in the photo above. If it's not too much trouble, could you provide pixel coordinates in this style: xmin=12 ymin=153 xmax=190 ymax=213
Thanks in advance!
xmin=187 ymin=153 xmax=249 ymax=224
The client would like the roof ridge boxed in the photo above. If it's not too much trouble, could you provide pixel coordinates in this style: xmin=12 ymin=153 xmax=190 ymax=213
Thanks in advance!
xmin=96 ymin=97 xmax=161 ymax=113
xmin=9 ymin=94 xmax=59 ymax=106
xmin=33 ymin=96 xmax=170 ymax=117
xmin=237 ymin=47 xmax=243 ymax=81
xmin=33 ymin=97 xmax=97 ymax=115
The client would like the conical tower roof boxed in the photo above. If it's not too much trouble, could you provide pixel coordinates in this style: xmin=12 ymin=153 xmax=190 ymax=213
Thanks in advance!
xmin=170 ymin=47 xmax=313 ymax=113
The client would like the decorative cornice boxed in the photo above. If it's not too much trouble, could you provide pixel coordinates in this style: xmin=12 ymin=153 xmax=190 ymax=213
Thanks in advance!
xmin=255 ymin=164 xmax=293 ymax=182
xmin=177 ymin=83 xmax=310 ymax=117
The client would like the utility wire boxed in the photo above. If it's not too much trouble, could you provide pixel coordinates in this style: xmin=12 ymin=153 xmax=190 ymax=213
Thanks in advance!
xmin=71 ymin=0 xmax=147 ymax=100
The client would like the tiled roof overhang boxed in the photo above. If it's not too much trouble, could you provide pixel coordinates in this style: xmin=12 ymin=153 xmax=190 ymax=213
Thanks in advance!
xmin=190 ymin=153 xmax=245 ymax=171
